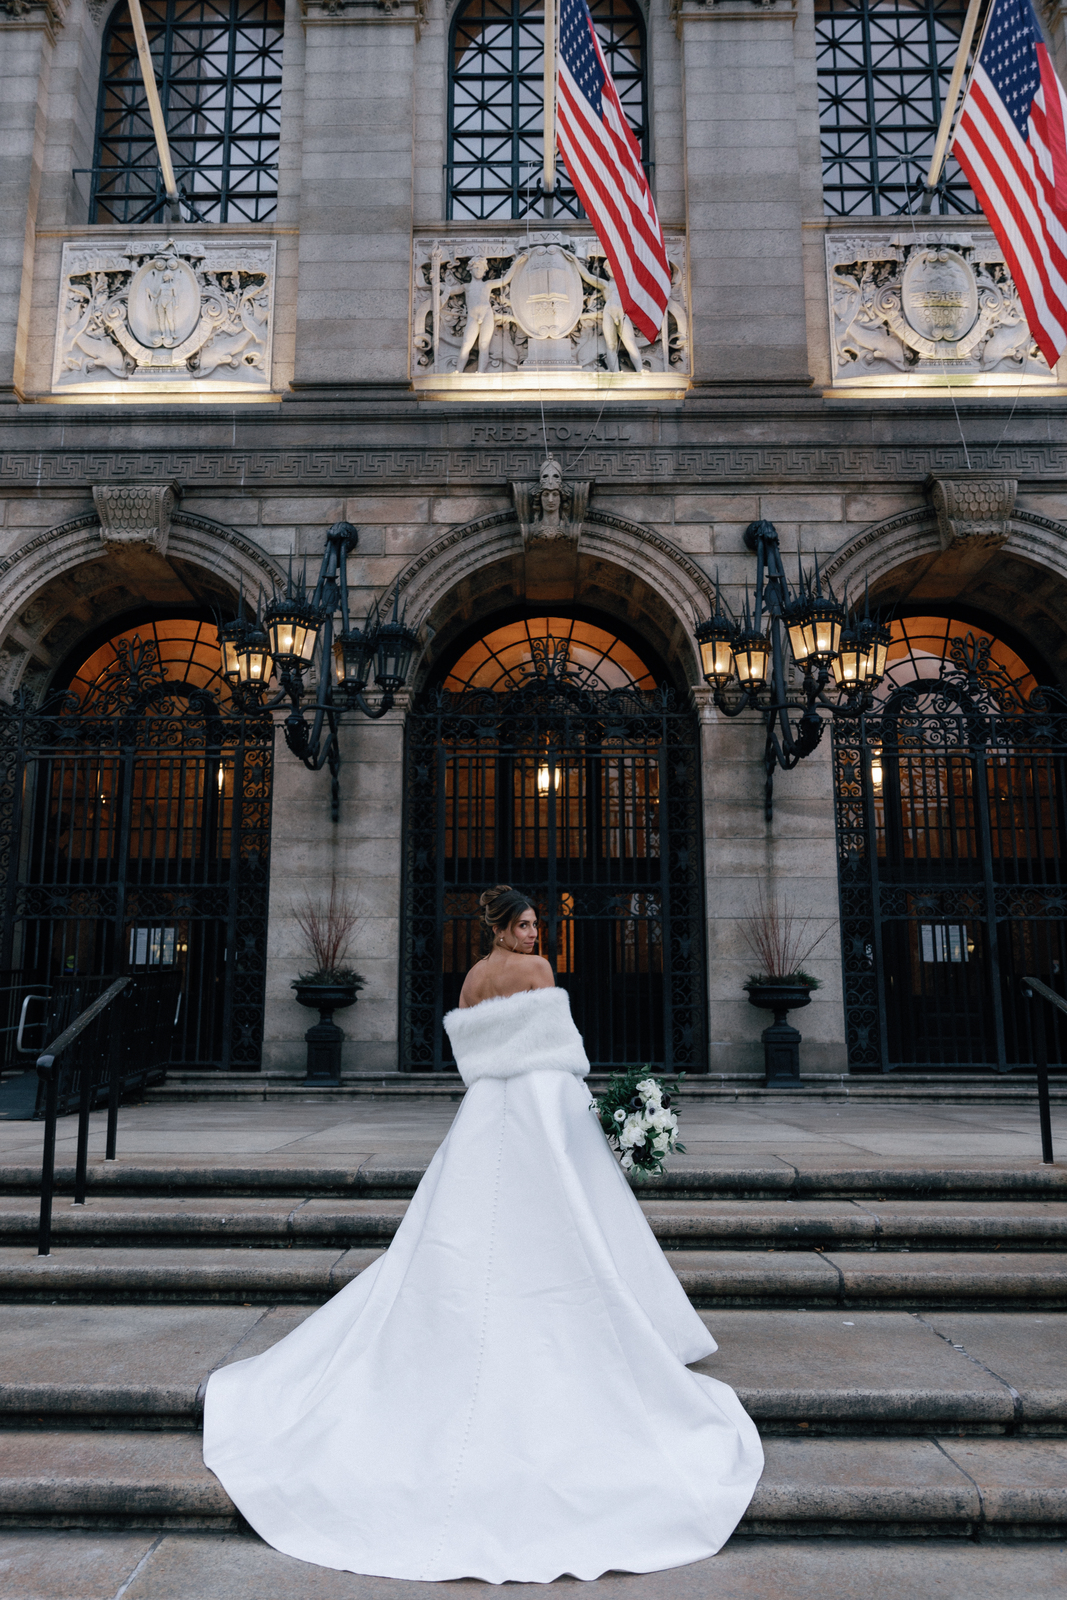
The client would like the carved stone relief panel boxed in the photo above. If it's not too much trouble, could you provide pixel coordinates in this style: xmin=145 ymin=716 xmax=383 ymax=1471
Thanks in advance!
xmin=826 ymin=230 xmax=1056 ymax=386
xmin=52 ymin=236 xmax=276 ymax=394
xmin=411 ymin=232 xmax=689 ymax=382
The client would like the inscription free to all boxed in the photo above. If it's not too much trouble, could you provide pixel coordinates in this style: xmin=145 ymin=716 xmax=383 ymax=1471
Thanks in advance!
xmin=469 ymin=424 xmax=633 ymax=443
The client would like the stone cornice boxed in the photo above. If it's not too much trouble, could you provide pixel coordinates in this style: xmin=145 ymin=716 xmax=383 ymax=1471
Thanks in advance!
xmin=670 ymin=0 xmax=795 ymax=33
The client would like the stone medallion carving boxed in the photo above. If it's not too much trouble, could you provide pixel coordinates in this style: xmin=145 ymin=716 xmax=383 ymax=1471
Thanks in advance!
xmin=52 ymin=235 xmax=276 ymax=393
xmin=510 ymin=246 xmax=584 ymax=341
xmin=901 ymin=248 xmax=980 ymax=347
xmin=826 ymin=228 xmax=1054 ymax=384
xmin=927 ymin=474 xmax=1017 ymax=551
xmin=127 ymin=254 xmax=201 ymax=349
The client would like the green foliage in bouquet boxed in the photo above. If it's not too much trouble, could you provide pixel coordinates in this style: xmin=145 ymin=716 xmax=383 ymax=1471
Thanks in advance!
xmin=593 ymin=1066 xmax=686 ymax=1182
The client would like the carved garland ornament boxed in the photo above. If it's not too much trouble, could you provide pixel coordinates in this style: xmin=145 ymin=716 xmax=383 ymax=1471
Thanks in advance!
xmin=52 ymin=236 xmax=276 ymax=393
xmin=826 ymin=230 xmax=1055 ymax=384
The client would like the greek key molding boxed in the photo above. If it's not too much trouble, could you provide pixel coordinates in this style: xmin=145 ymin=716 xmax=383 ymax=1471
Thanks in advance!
xmin=3 ymin=442 xmax=1067 ymax=488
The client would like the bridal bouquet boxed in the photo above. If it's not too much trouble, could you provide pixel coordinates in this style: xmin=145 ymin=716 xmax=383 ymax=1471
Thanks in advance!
xmin=594 ymin=1068 xmax=685 ymax=1181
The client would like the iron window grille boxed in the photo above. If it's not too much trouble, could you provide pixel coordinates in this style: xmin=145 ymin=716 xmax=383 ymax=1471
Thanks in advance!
xmin=447 ymin=0 xmax=647 ymax=220
xmin=89 ymin=0 xmax=285 ymax=225
xmin=833 ymin=615 xmax=1067 ymax=1073
xmin=816 ymin=0 xmax=979 ymax=216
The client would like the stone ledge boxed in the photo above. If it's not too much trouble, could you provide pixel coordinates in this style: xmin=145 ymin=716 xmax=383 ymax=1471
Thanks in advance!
xmin=2 ymin=1432 xmax=1065 ymax=1535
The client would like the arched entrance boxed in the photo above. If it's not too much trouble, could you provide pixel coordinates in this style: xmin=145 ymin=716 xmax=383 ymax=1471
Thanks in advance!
xmin=834 ymin=613 xmax=1067 ymax=1072
xmin=0 ymin=615 xmax=274 ymax=1069
xmin=402 ymin=615 xmax=707 ymax=1072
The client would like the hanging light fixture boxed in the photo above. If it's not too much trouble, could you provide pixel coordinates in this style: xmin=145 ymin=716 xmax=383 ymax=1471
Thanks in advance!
xmin=216 ymin=523 xmax=419 ymax=821
xmin=694 ymin=521 xmax=884 ymax=819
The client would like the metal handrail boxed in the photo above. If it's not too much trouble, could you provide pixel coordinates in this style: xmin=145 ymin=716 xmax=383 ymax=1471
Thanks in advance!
xmin=36 ymin=979 xmax=129 ymax=1257
xmin=1020 ymin=976 xmax=1060 ymax=1166
xmin=16 ymin=994 xmax=50 ymax=1054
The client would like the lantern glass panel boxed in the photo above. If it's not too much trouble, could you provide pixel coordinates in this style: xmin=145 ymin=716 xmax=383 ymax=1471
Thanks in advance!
xmin=699 ymin=635 xmax=735 ymax=685
xmin=735 ymin=636 xmax=770 ymax=686
xmin=220 ymin=635 xmax=241 ymax=679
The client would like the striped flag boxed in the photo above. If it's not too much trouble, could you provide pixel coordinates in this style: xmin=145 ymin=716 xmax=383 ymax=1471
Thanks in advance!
xmin=952 ymin=0 xmax=1067 ymax=366
xmin=555 ymin=0 xmax=670 ymax=343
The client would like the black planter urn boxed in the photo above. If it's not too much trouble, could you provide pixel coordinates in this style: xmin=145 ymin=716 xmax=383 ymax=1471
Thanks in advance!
xmin=745 ymin=981 xmax=813 ymax=1086
xmin=293 ymin=983 xmax=359 ymax=1084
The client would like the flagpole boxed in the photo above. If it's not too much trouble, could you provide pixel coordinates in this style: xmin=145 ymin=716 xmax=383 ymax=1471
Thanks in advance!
xmin=127 ymin=0 xmax=181 ymax=224
xmin=919 ymin=0 xmax=984 ymax=212
xmin=543 ymin=0 xmax=557 ymax=216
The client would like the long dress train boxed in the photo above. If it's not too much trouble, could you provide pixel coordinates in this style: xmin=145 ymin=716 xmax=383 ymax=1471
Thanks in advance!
xmin=203 ymin=987 xmax=764 ymax=1582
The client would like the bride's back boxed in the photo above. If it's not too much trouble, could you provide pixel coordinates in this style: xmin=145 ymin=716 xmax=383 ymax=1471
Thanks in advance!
xmin=458 ymin=950 xmax=555 ymax=1008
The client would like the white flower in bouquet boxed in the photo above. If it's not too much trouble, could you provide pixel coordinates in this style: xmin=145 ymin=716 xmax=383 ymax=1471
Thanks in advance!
xmin=652 ymin=1133 xmax=670 ymax=1153
xmin=622 ymin=1117 xmax=646 ymax=1147
xmin=636 ymin=1079 xmax=661 ymax=1103
xmin=620 ymin=1152 xmax=635 ymax=1170
xmin=613 ymin=1108 xmax=626 ymax=1124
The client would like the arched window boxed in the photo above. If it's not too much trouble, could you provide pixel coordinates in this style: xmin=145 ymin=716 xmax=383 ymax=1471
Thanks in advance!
xmin=90 ymin=0 xmax=285 ymax=225
xmin=448 ymin=0 xmax=647 ymax=220
xmin=816 ymin=0 xmax=979 ymax=215
xmin=834 ymin=613 xmax=1067 ymax=1073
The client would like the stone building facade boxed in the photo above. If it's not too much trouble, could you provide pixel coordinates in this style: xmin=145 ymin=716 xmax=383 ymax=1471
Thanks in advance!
xmin=2 ymin=0 xmax=1067 ymax=1078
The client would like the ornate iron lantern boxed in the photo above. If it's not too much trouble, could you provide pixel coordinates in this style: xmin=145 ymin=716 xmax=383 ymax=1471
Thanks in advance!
xmin=695 ymin=520 xmax=887 ymax=819
xmin=217 ymin=522 xmax=418 ymax=820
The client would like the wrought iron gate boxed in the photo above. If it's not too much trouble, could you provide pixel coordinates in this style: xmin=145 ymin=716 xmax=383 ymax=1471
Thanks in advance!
xmin=402 ymin=676 xmax=706 ymax=1071
xmin=0 ymin=641 xmax=274 ymax=1070
xmin=834 ymin=643 xmax=1067 ymax=1072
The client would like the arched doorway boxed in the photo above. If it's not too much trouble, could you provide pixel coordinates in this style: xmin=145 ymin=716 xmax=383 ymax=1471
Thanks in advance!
xmin=402 ymin=616 xmax=707 ymax=1072
xmin=834 ymin=613 xmax=1067 ymax=1072
xmin=0 ymin=615 xmax=273 ymax=1069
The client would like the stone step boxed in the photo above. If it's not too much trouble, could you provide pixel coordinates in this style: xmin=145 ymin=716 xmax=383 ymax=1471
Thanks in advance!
xmin=2 ymin=1430 xmax=1064 ymax=1537
xmin=2 ymin=1195 xmax=1065 ymax=1251
xmin=3 ymin=1156 xmax=1065 ymax=1201
xmin=3 ymin=1528 xmax=1065 ymax=1598
xmin=145 ymin=1069 xmax=1067 ymax=1106
xmin=1 ymin=1244 xmax=1064 ymax=1307
xmin=0 ymin=1305 xmax=1061 ymax=1437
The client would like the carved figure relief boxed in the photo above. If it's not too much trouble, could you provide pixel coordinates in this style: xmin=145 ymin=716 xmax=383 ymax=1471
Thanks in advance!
xmin=510 ymin=457 xmax=590 ymax=548
xmin=412 ymin=232 xmax=689 ymax=377
xmin=827 ymin=230 xmax=1053 ymax=384
xmin=53 ymin=236 xmax=275 ymax=393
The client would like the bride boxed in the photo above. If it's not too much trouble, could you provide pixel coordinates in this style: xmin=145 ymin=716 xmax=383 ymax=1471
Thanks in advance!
xmin=203 ymin=885 xmax=763 ymax=1583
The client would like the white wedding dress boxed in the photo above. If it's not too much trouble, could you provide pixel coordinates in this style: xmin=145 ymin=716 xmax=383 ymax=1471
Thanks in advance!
xmin=203 ymin=987 xmax=763 ymax=1583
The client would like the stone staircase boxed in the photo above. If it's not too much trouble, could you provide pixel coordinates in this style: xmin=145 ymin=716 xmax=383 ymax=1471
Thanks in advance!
xmin=0 ymin=1155 xmax=1064 ymax=1545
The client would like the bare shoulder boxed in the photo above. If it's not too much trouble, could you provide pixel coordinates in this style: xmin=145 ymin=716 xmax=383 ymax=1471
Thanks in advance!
xmin=524 ymin=955 xmax=556 ymax=989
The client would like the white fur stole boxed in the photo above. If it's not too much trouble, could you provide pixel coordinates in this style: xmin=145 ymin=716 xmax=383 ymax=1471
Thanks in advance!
xmin=443 ymin=988 xmax=590 ymax=1087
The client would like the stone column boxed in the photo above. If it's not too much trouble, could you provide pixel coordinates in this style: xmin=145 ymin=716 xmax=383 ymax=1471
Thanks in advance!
xmin=693 ymin=687 xmax=846 ymax=1075
xmin=262 ymin=692 xmax=409 ymax=1074
xmin=674 ymin=0 xmax=810 ymax=385
xmin=291 ymin=0 xmax=422 ymax=389
xmin=0 ymin=0 xmax=64 ymax=403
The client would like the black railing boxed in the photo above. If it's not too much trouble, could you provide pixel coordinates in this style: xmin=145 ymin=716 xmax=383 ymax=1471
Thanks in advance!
xmin=1021 ymin=976 xmax=1061 ymax=1165
xmin=36 ymin=969 xmax=181 ymax=1255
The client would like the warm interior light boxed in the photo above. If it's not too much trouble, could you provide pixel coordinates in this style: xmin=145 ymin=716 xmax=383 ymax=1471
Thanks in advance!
xmin=870 ymin=749 xmax=883 ymax=789
xmin=265 ymin=601 xmax=320 ymax=670
xmin=537 ymin=763 xmax=554 ymax=794
xmin=236 ymin=626 xmax=271 ymax=685
xmin=832 ymin=629 xmax=863 ymax=689
xmin=733 ymin=629 xmax=771 ymax=687
xmin=696 ymin=612 xmax=738 ymax=689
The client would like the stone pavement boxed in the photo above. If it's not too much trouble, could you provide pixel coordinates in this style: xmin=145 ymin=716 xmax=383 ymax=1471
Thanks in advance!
xmin=1 ymin=1094 xmax=1064 ymax=1166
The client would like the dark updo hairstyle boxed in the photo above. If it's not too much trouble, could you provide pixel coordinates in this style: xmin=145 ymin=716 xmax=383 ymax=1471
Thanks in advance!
xmin=479 ymin=884 xmax=537 ymax=946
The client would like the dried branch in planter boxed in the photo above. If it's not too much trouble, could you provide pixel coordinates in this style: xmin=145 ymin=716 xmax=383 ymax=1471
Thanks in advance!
xmin=292 ymin=882 xmax=366 ymax=988
xmin=739 ymin=885 xmax=830 ymax=983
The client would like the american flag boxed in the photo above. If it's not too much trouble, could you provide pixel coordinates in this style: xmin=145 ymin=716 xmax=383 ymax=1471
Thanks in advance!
xmin=952 ymin=0 xmax=1067 ymax=366
xmin=555 ymin=0 xmax=671 ymax=343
